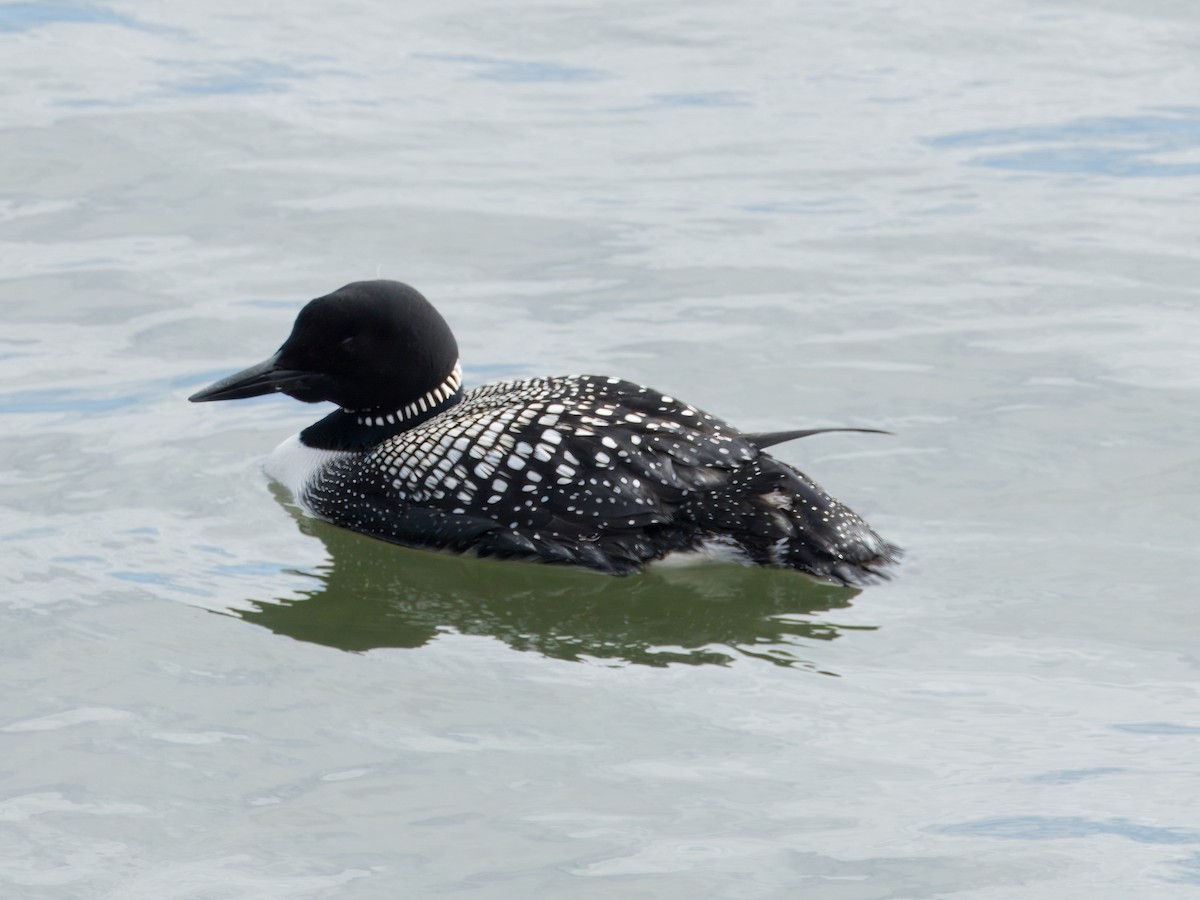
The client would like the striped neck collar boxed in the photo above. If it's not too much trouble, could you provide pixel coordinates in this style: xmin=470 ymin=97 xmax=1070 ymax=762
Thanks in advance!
xmin=346 ymin=361 xmax=463 ymax=427
xmin=301 ymin=361 xmax=465 ymax=452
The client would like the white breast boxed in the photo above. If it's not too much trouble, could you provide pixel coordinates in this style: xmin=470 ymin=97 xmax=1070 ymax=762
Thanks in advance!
xmin=264 ymin=433 xmax=354 ymax=514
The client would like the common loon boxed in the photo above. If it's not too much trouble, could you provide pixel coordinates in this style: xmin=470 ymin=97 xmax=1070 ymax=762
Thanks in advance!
xmin=190 ymin=280 xmax=900 ymax=583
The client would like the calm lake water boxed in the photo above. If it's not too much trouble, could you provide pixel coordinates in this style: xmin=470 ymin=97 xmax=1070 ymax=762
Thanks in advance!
xmin=4 ymin=1 xmax=1200 ymax=897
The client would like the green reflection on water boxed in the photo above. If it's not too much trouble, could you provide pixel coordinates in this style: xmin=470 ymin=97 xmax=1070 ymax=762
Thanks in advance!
xmin=233 ymin=500 xmax=875 ymax=671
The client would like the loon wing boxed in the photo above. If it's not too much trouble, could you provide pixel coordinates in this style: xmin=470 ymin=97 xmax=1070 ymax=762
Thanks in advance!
xmin=742 ymin=427 xmax=891 ymax=450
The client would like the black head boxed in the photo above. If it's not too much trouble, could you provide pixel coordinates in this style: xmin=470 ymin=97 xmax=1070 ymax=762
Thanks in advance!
xmin=189 ymin=280 xmax=459 ymax=412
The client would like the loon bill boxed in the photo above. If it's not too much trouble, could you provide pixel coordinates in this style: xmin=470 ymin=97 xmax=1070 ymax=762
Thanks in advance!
xmin=190 ymin=280 xmax=900 ymax=583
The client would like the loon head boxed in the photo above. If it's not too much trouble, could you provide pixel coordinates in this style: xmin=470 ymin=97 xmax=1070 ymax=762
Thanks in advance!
xmin=189 ymin=280 xmax=461 ymax=415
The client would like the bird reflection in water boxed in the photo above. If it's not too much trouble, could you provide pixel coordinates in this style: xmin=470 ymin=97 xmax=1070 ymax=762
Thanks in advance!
xmin=232 ymin=490 xmax=877 ymax=671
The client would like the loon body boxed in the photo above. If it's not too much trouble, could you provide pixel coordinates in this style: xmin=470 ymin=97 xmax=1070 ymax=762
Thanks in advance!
xmin=190 ymin=281 xmax=899 ymax=583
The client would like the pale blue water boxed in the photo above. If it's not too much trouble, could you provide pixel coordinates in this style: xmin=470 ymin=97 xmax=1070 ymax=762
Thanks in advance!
xmin=3 ymin=1 xmax=1200 ymax=897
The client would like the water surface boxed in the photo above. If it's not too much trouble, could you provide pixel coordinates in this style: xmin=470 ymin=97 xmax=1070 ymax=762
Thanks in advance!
xmin=3 ymin=1 xmax=1200 ymax=897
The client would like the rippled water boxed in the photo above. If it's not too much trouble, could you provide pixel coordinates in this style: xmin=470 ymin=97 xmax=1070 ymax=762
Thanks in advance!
xmin=4 ymin=1 xmax=1200 ymax=897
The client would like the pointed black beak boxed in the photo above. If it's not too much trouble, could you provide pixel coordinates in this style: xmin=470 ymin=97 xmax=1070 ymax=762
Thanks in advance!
xmin=189 ymin=352 xmax=318 ymax=403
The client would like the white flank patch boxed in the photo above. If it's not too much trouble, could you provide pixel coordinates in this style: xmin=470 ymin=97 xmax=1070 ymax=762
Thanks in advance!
xmin=651 ymin=537 xmax=749 ymax=569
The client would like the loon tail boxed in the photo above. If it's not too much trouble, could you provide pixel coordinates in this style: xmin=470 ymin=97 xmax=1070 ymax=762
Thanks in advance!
xmin=685 ymin=454 xmax=901 ymax=586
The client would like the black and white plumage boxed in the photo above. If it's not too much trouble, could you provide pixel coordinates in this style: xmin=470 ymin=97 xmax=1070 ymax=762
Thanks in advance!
xmin=190 ymin=280 xmax=900 ymax=584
